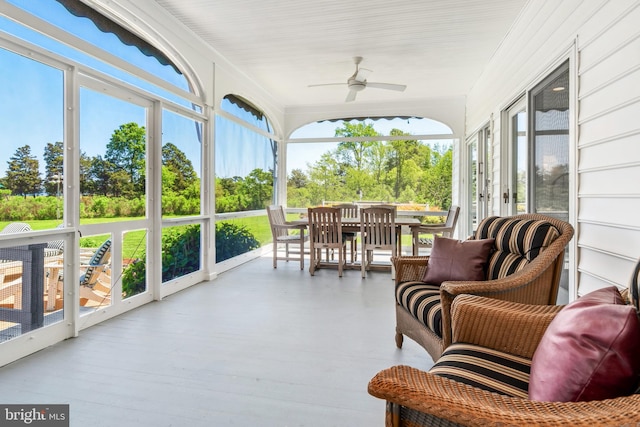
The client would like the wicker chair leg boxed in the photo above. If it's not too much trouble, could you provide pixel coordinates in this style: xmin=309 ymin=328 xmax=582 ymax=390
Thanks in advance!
xmin=395 ymin=332 xmax=403 ymax=348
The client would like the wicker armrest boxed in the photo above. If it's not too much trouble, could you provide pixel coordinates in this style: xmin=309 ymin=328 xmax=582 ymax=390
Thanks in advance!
xmin=368 ymin=365 xmax=640 ymax=427
xmin=450 ymin=294 xmax=563 ymax=359
xmin=391 ymin=256 xmax=430 ymax=283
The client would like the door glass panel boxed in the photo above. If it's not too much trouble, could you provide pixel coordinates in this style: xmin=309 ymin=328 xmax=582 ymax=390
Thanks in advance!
xmin=532 ymin=65 xmax=569 ymax=220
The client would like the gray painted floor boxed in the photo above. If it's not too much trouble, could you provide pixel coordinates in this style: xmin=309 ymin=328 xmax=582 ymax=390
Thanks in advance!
xmin=0 ymin=255 xmax=433 ymax=427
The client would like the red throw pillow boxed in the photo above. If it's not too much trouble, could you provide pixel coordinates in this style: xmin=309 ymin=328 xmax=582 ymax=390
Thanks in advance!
xmin=422 ymin=236 xmax=494 ymax=285
xmin=529 ymin=286 xmax=640 ymax=402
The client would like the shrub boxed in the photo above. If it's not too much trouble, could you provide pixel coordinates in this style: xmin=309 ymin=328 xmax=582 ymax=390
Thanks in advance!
xmin=215 ymin=222 xmax=260 ymax=262
xmin=121 ymin=222 xmax=260 ymax=297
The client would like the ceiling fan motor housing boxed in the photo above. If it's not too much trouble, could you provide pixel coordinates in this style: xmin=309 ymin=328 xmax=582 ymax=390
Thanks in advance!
xmin=348 ymin=78 xmax=366 ymax=91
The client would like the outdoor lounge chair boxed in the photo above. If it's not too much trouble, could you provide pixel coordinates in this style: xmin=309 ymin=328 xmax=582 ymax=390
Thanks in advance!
xmin=392 ymin=213 xmax=574 ymax=361
xmin=78 ymin=238 xmax=112 ymax=306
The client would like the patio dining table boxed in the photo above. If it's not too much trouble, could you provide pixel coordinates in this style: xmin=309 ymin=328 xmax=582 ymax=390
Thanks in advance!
xmin=292 ymin=216 xmax=421 ymax=271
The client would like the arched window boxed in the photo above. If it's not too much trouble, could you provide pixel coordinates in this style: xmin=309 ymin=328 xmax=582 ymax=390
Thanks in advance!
xmin=287 ymin=117 xmax=454 ymax=209
xmin=5 ymin=0 xmax=195 ymax=104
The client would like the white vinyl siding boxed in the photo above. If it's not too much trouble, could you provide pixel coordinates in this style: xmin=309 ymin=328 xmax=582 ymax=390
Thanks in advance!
xmin=576 ymin=0 xmax=640 ymax=296
xmin=466 ymin=0 xmax=640 ymax=299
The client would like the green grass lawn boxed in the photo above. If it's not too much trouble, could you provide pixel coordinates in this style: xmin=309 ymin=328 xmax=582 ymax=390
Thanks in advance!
xmin=1 ymin=216 xmax=273 ymax=260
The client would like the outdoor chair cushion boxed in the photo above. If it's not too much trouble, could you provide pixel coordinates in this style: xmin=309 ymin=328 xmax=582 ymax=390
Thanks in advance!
xmin=421 ymin=236 xmax=494 ymax=285
xmin=430 ymin=342 xmax=531 ymax=398
xmin=529 ymin=286 xmax=640 ymax=402
xmin=474 ymin=217 xmax=560 ymax=280
xmin=396 ymin=282 xmax=442 ymax=337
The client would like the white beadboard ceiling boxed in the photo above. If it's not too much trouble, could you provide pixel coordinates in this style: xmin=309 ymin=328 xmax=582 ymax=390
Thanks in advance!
xmin=153 ymin=0 xmax=528 ymax=108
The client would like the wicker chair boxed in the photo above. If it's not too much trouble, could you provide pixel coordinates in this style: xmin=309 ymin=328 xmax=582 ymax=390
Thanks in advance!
xmin=393 ymin=213 xmax=574 ymax=361
xmin=369 ymin=293 xmax=640 ymax=427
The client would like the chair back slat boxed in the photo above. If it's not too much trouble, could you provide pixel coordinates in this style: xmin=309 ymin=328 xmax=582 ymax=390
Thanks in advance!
xmin=308 ymin=207 xmax=342 ymax=247
xmin=333 ymin=203 xmax=359 ymax=219
xmin=360 ymin=207 xmax=396 ymax=249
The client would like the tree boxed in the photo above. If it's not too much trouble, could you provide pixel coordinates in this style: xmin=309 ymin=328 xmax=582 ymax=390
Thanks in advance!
xmin=43 ymin=141 xmax=63 ymax=196
xmin=307 ymin=153 xmax=343 ymax=204
xmin=385 ymin=129 xmax=421 ymax=199
xmin=79 ymin=151 xmax=93 ymax=195
xmin=334 ymin=122 xmax=379 ymax=197
xmin=237 ymin=168 xmax=274 ymax=210
xmin=87 ymin=155 xmax=113 ymax=196
xmin=5 ymin=145 xmax=41 ymax=197
xmin=105 ymin=122 xmax=146 ymax=196
xmin=288 ymin=169 xmax=308 ymax=188
xmin=162 ymin=142 xmax=197 ymax=192
xmin=420 ymin=149 xmax=453 ymax=209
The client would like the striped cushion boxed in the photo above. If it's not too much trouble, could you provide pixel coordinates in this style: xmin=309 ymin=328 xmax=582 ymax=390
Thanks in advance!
xmin=474 ymin=217 xmax=560 ymax=280
xmin=396 ymin=281 xmax=442 ymax=337
xmin=430 ymin=342 xmax=531 ymax=398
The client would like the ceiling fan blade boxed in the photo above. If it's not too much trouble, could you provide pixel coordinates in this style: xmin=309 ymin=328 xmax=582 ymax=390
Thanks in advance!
xmin=354 ymin=67 xmax=372 ymax=82
xmin=345 ymin=90 xmax=357 ymax=102
xmin=366 ymin=82 xmax=407 ymax=92
xmin=308 ymin=83 xmax=347 ymax=88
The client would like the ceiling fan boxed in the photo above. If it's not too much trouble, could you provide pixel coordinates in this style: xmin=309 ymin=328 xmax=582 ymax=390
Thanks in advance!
xmin=308 ymin=56 xmax=407 ymax=102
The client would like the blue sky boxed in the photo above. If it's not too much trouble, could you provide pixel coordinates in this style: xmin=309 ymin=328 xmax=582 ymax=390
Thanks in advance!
xmin=0 ymin=1 xmax=199 ymax=178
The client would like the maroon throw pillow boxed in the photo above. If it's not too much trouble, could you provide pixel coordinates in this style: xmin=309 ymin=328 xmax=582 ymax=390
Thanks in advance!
xmin=529 ymin=286 xmax=640 ymax=402
xmin=422 ymin=236 xmax=494 ymax=285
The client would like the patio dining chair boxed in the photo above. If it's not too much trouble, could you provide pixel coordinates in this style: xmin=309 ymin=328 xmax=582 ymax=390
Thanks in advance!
xmin=308 ymin=206 xmax=346 ymax=277
xmin=412 ymin=205 xmax=460 ymax=255
xmin=359 ymin=206 xmax=396 ymax=278
xmin=333 ymin=203 xmax=359 ymax=264
xmin=266 ymin=205 xmax=308 ymax=270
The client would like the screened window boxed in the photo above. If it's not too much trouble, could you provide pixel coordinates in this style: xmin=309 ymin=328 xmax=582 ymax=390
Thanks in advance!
xmin=287 ymin=117 xmax=454 ymax=209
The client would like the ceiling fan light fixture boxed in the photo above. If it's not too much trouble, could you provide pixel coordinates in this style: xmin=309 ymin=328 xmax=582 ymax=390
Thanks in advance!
xmin=348 ymin=79 xmax=366 ymax=91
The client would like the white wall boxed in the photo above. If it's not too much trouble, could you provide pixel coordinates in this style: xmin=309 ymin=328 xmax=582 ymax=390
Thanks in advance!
xmin=466 ymin=0 xmax=640 ymax=297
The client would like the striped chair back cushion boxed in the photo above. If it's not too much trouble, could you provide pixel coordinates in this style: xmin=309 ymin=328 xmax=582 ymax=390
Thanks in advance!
xmin=474 ymin=216 xmax=560 ymax=280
